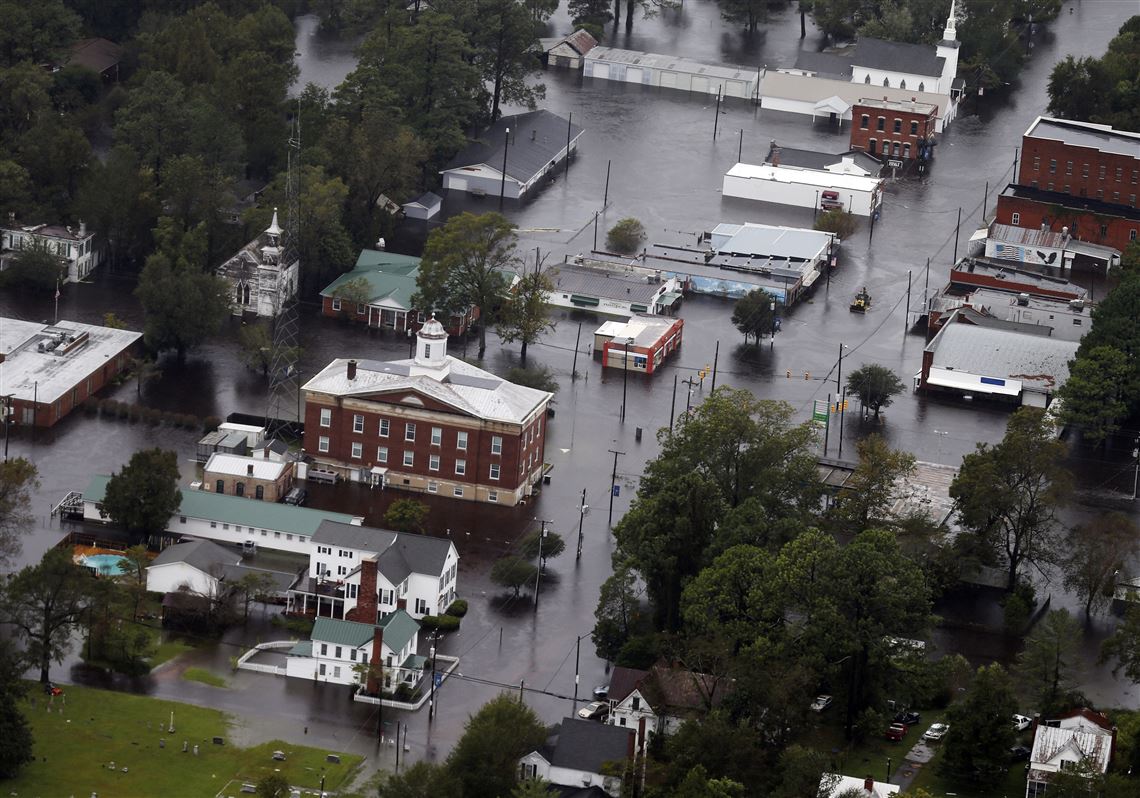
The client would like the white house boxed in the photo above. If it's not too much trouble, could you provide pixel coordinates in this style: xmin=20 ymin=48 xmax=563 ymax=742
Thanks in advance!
xmin=145 ymin=539 xmax=294 ymax=599
xmin=821 ymin=774 xmax=900 ymax=798
xmin=606 ymin=664 xmax=731 ymax=749
xmin=1027 ymin=709 xmax=1115 ymax=797
xmin=0 ymin=220 xmax=102 ymax=283
xmin=82 ymin=474 xmax=362 ymax=556
xmin=519 ymin=717 xmax=634 ymax=797
xmin=284 ymin=613 xmax=423 ymax=690
xmin=722 ymin=162 xmax=884 ymax=216
xmin=287 ymin=520 xmax=459 ymax=621
xmin=215 ymin=210 xmax=299 ymax=317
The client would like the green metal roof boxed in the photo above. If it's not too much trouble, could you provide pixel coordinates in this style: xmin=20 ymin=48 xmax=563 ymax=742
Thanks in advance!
xmin=378 ymin=609 xmax=420 ymax=653
xmin=320 ymin=250 xmax=422 ymax=309
xmin=84 ymin=475 xmax=357 ymax=538
xmin=312 ymin=617 xmax=376 ymax=648
xmin=288 ymin=640 xmax=312 ymax=657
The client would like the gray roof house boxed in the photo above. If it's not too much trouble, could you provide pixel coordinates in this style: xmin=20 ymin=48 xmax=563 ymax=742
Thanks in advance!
xmin=441 ymin=110 xmax=584 ymax=201
xmin=519 ymin=718 xmax=635 ymax=797
xmin=146 ymin=539 xmax=295 ymax=598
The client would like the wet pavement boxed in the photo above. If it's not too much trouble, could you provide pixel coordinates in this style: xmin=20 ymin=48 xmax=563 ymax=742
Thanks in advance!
xmin=2 ymin=0 xmax=1138 ymax=781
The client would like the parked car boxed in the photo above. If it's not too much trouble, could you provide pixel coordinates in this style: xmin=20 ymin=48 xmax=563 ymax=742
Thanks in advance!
xmin=578 ymin=701 xmax=609 ymax=721
xmin=810 ymin=695 xmax=833 ymax=712
xmin=893 ymin=710 xmax=921 ymax=726
xmin=282 ymin=487 xmax=307 ymax=506
xmin=1010 ymin=744 xmax=1032 ymax=762
xmin=885 ymin=723 xmax=907 ymax=742
xmin=1012 ymin=714 xmax=1032 ymax=732
xmin=922 ymin=723 xmax=950 ymax=742
xmin=592 ymin=685 xmax=609 ymax=700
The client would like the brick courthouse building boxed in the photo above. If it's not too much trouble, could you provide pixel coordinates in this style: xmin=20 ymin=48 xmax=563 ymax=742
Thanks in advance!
xmin=301 ymin=318 xmax=553 ymax=506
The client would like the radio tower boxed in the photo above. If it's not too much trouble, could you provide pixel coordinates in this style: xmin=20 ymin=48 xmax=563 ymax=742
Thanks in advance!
xmin=267 ymin=112 xmax=302 ymax=435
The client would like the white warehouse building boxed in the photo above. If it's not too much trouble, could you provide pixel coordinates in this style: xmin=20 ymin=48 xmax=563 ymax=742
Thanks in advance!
xmin=584 ymin=46 xmax=759 ymax=99
xmin=722 ymin=162 xmax=884 ymax=216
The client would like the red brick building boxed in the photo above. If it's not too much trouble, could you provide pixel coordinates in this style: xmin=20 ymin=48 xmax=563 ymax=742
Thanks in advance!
xmin=0 ymin=317 xmax=141 ymax=428
xmin=301 ymin=319 xmax=553 ymax=506
xmin=849 ymin=97 xmax=938 ymax=164
xmin=995 ymin=117 xmax=1140 ymax=253
xmin=595 ymin=315 xmax=683 ymax=376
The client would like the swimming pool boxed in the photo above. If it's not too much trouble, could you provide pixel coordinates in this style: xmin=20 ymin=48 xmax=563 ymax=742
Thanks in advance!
xmin=81 ymin=553 xmax=131 ymax=576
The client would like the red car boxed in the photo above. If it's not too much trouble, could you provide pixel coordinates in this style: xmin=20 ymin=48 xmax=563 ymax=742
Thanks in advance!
xmin=885 ymin=723 xmax=907 ymax=742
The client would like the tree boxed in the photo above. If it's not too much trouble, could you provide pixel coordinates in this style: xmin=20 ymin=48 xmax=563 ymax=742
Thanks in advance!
xmin=1055 ymin=346 xmax=1132 ymax=445
xmin=446 ymin=694 xmax=548 ymax=798
xmin=0 ymin=0 xmax=79 ymax=67
xmin=463 ymin=0 xmax=546 ymax=121
xmin=115 ymin=544 xmax=151 ymax=621
xmin=519 ymin=529 xmax=566 ymax=568
xmin=1047 ymin=55 xmax=1112 ymax=122
xmin=83 ymin=577 xmax=155 ymax=676
xmin=255 ymin=772 xmax=290 ymax=798
xmin=415 ymin=212 xmax=517 ymax=358
xmin=731 ymin=289 xmax=777 ymax=344
xmin=235 ymin=572 xmax=277 ymax=621
xmin=384 ymin=499 xmax=430 ymax=534
xmin=0 ymin=548 xmax=93 ymax=682
xmin=606 ymin=218 xmax=646 ymax=254
xmin=496 ymin=270 xmax=555 ymax=364
xmin=593 ymin=565 xmax=645 ymax=661
xmin=377 ymin=761 xmax=461 ymax=798
xmin=831 ymin=434 xmax=915 ymax=533
xmin=674 ymin=765 xmax=745 ymax=797
xmin=1102 ymin=605 xmax=1140 ymax=686
xmin=845 ymin=363 xmax=905 ymax=419
xmin=135 ymin=220 xmax=231 ymax=363
xmin=771 ymin=745 xmax=836 ymax=798
xmin=0 ymin=636 xmax=32 ymax=779
xmin=1073 ymin=275 xmax=1140 ymax=419
xmin=1 ymin=239 xmax=64 ymax=292
xmin=74 ymin=146 xmax=159 ymax=271
xmin=1015 ymin=609 xmax=1083 ymax=713
xmin=491 ymin=556 xmax=538 ymax=597
xmin=329 ymin=276 xmax=372 ymax=307
xmin=717 ymin=0 xmax=770 ymax=33
xmin=506 ymin=364 xmax=559 ymax=395
xmin=0 ymin=458 xmax=38 ymax=568
xmin=238 ymin=322 xmax=274 ymax=377
xmin=950 ymin=407 xmax=1070 ymax=592
xmin=681 ymin=545 xmax=779 ymax=657
xmin=113 ymin=71 xmax=190 ymax=180
xmin=100 ymin=449 xmax=182 ymax=540
xmin=568 ymin=0 xmax=613 ymax=36
xmin=940 ymin=664 xmax=1017 ymax=781
xmin=1063 ymin=514 xmax=1138 ymax=620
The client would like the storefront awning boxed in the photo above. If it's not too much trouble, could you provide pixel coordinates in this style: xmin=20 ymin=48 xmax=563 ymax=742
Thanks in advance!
xmin=658 ymin=291 xmax=683 ymax=306
xmin=570 ymin=294 xmax=599 ymax=306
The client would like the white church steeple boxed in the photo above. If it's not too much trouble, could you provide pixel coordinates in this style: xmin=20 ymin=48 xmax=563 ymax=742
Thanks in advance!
xmin=942 ymin=0 xmax=958 ymax=43
xmin=936 ymin=0 xmax=961 ymax=97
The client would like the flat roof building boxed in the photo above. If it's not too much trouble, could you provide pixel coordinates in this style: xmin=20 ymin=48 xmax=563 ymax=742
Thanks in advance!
xmin=584 ymin=46 xmax=759 ymax=99
xmin=545 ymin=262 xmax=682 ymax=317
xmin=0 ymin=317 xmax=141 ymax=427
xmin=594 ymin=315 xmax=683 ymax=376
xmin=723 ymin=161 xmax=884 ymax=216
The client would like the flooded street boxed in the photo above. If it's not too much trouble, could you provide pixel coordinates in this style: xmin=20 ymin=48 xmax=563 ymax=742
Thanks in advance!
xmin=3 ymin=0 xmax=1138 ymax=777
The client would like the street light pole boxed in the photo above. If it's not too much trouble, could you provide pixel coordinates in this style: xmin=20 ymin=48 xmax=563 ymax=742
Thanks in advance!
xmin=607 ymin=448 xmax=625 ymax=526
xmin=534 ymin=520 xmax=551 ymax=606
xmin=620 ymin=337 xmax=632 ymax=423
xmin=499 ymin=127 xmax=511 ymax=210
xmin=428 ymin=631 xmax=438 ymax=720
xmin=1132 ymin=437 xmax=1139 ymax=500
xmin=576 ymin=488 xmax=588 ymax=560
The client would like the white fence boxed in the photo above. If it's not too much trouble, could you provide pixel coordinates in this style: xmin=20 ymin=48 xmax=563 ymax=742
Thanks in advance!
xmin=235 ymin=639 xmax=295 ymax=676
xmin=353 ymin=654 xmax=460 ymax=712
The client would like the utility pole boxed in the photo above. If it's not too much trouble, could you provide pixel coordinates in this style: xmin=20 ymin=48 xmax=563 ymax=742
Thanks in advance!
xmin=571 ymin=322 xmax=582 ymax=379
xmin=981 ymin=179 xmax=989 ymax=221
xmin=573 ymin=635 xmax=581 ymax=707
xmin=713 ymin=86 xmax=723 ymax=139
xmin=836 ymin=342 xmax=846 ymax=394
xmin=683 ymin=375 xmax=699 ymax=415
xmin=711 ymin=341 xmax=720 ymax=391
xmin=1132 ymin=437 xmax=1139 ymax=501
xmin=2 ymin=395 xmax=11 ymax=461
xmin=607 ymin=448 xmax=625 ymax=526
xmin=823 ymin=393 xmax=832 ymax=456
xmin=603 ymin=160 xmax=611 ymax=207
xmin=669 ymin=374 xmax=678 ymax=433
xmin=565 ymin=112 xmax=573 ymax=175
xmin=620 ymin=337 xmax=633 ymax=423
xmin=534 ymin=519 xmax=551 ymax=606
xmin=904 ymin=270 xmax=912 ymax=334
xmin=576 ymin=488 xmax=588 ymax=560
xmin=837 ymin=388 xmax=848 ymax=459
xmin=952 ymin=206 xmax=962 ymax=264
xmin=593 ymin=211 xmax=599 ymax=251
xmin=428 ymin=631 xmax=440 ymax=719
xmin=738 ymin=129 xmax=743 ymax=162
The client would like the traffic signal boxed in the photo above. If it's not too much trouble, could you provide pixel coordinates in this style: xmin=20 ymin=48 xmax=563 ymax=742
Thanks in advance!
xmin=842 ymin=399 xmax=849 ymax=411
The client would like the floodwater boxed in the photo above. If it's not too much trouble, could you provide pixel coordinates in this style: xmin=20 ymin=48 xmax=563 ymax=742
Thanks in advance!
xmin=3 ymin=0 xmax=1138 ymax=777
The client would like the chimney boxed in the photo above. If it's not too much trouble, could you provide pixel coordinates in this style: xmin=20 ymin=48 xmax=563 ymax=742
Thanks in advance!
xmin=366 ymin=626 xmax=384 ymax=695
xmin=638 ymin=716 xmax=647 ymax=755
xmin=864 ymin=776 xmax=874 ymax=793
xmin=347 ymin=555 xmax=379 ymax=624
xmin=626 ymin=729 xmax=636 ymax=760
xmin=263 ymin=448 xmax=270 ymax=459
xmin=347 ymin=359 xmax=357 ymax=380
xmin=78 ymin=220 xmax=87 ymax=237
xmin=246 ymin=464 xmax=254 ymax=476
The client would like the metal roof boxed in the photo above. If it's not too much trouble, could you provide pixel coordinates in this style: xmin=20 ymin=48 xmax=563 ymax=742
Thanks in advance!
xmin=1030 ymin=724 xmax=1112 ymax=773
xmin=988 ymin=223 xmax=1067 ymax=249
xmin=84 ymin=475 xmax=358 ymax=537
xmin=303 ymin=352 xmax=551 ymax=426
xmin=319 ymin=250 xmax=422 ymax=309
xmin=924 ymin=319 xmax=1078 ymax=393
xmin=204 ymin=453 xmax=289 ymax=481
xmin=594 ymin=315 xmax=680 ymax=348
xmin=546 ymin=263 xmax=662 ymax=304
xmin=0 ymin=317 xmax=142 ymax=406
xmin=710 ymin=222 xmax=835 ymax=262
xmin=1025 ymin=116 xmax=1140 ymax=158
xmin=377 ymin=609 xmax=420 ymax=653
xmin=312 ymin=617 xmax=376 ymax=648
xmin=586 ymin=46 xmax=759 ymax=82
xmin=767 ymin=147 xmax=880 ymax=173
xmin=67 ymin=37 xmax=122 ymax=74
xmin=725 ymin=161 xmax=884 ymax=193
xmin=442 ymin=110 xmax=583 ymax=183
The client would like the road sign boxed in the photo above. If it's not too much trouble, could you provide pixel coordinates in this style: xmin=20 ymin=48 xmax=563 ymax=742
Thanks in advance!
xmin=612 ymin=484 xmax=620 ymax=497
xmin=433 ymin=672 xmax=443 ymax=688
xmin=811 ymin=400 xmax=828 ymax=427
xmin=888 ymin=159 xmax=903 ymax=168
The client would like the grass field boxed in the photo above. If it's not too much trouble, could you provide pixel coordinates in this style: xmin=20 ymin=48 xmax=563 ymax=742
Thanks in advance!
xmin=183 ymin=667 xmax=228 ymax=688
xmin=3 ymin=684 xmax=363 ymax=796
xmin=149 ymin=635 xmax=195 ymax=668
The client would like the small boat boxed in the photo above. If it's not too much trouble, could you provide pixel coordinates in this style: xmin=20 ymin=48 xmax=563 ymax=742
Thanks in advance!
xmin=850 ymin=287 xmax=871 ymax=313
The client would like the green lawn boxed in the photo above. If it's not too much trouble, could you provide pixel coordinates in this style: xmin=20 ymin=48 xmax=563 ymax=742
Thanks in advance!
xmin=3 ymin=684 xmax=363 ymax=795
xmin=149 ymin=635 xmax=195 ymax=668
xmin=182 ymin=667 xmax=228 ymax=688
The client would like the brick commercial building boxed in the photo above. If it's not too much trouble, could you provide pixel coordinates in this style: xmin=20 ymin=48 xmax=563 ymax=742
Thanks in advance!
xmin=0 ymin=317 xmax=140 ymax=428
xmin=595 ymin=316 xmax=683 ymax=376
xmin=995 ymin=117 xmax=1140 ymax=254
xmin=849 ymin=97 xmax=937 ymax=166
xmin=201 ymin=452 xmax=295 ymax=502
xmin=301 ymin=318 xmax=553 ymax=505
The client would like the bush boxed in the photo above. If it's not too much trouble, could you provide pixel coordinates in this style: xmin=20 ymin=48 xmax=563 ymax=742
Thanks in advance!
xmin=128 ymin=404 xmax=142 ymax=423
xmin=394 ymin=683 xmax=415 ymax=702
xmin=203 ymin=416 xmax=222 ymax=433
xmin=182 ymin=414 xmax=200 ymax=429
xmin=420 ymin=614 xmax=461 ymax=632
xmin=606 ymin=218 xmax=647 ymax=254
xmin=813 ymin=209 xmax=858 ymax=239
xmin=83 ymin=397 xmax=100 ymax=416
xmin=161 ymin=410 xmax=180 ymax=426
xmin=445 ymin=599 xmax=468 ymax=618
xmin=144 ymin=407 xmax=162 ymax=425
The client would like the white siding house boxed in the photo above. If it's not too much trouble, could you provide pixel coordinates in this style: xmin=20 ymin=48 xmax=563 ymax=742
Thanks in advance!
xmin=519 ymin=718 xmax=634 ymax=797
xmin=284 ymin=613 xmax=422 ymax=689
xmin=1 ymin=221 xmax=102 ymax=283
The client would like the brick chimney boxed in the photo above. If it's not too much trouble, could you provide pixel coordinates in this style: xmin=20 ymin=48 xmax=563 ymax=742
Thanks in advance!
xmin=626 ymin=729 xmax=636 ymax=760
xmin=366 ymin=626 xmax=384 ymax=695
xmin=346 ymin=554 xmax=379 ymax=624
xmin=637 ymin=716 xmax=647 ymax=755
xmin=864 ymin=776 xmax=874 ymax=794
xmin=347 ymin=359 xmax=357 ymax=380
